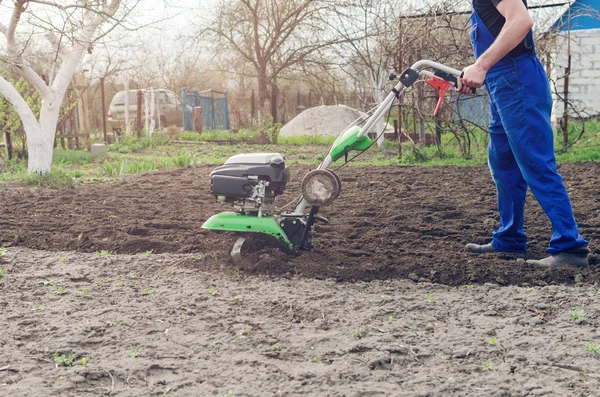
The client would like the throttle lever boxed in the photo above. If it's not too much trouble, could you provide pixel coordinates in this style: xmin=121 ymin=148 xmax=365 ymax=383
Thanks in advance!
xmin=426 ymin=76 xmax=451 ymax=117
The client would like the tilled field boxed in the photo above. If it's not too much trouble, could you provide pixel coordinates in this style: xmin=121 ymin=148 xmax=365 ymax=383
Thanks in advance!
xmin=0 ymin=163 xmax=599 ymax=285
xmin=1 ymin=163 xmax=599 ymax=395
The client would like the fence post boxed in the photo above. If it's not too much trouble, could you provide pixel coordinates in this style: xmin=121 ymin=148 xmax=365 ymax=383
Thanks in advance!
xmin=193 ymin=107 xmax=203 ymax=133
xmin=211 ymin=90 xmax=216 ymax=130
xmin=251 ymin=90 xmax=256 ymax=122
xmin=224 ymin=91 xmax=230 ymax=130
xmin=100 ymin=77 xmax=108 ymax=144
xmin=136 ymin=90 xmax=143 ymax=137
xmin=182 ymin=88 xmax=188 ymax=131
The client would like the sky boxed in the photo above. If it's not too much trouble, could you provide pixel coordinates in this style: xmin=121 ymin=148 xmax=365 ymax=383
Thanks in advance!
xmin=0 ymin=0 xmax=218 ymax=39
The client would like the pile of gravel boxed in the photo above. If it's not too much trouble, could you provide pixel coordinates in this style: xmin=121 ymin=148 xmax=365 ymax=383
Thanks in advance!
xmin=280 ymin=105 xmax=389 ymax=137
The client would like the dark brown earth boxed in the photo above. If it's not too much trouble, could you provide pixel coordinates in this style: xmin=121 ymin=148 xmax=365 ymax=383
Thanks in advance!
xmin=0 ymin=163 xmax=598 ymax=286
xmin=1 ymin=163 xmax=600 ymax=396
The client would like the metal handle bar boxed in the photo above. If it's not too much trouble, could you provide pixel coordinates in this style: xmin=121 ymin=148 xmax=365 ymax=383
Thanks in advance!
xmin=355 ymin=60 xmax=461 ymax=140
xmin=291 ymin=60 xmax=462 ymax=216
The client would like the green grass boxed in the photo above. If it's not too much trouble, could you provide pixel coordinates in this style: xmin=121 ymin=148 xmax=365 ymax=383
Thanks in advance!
xmin=278 ymin=135 xmax=338 ymax=146
xmin=54 ymin=149 xmax=93 ymax=165
xmin=0 ymin=268 xmax=6 ymax=278
xmin=570 ymin=310 xmax=586 ymax=320
xmin=585 ymin=343 xmax=599 ymax=354
xmin=22 ymin=168 xmax=78 ymax=188
xmin=1 ymin=121 xmax=598 ymax=188
xmin=109 ymin=134 xmax=170 ymax=154
xmin=102 ymin=150 xmax=197 ymax=176
xmin=179 ymin=129 xmax=262 ymax=142
xmin=53 ymin=353 xmax=76 ymax=367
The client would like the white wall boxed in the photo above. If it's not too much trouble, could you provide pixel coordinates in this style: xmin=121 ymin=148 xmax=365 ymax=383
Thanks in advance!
xmin=551 ymin=28 xmax=600 ymax=122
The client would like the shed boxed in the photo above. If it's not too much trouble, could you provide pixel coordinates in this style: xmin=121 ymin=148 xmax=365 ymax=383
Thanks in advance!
xmin=551 ymin=0 xmax=600 ymax=119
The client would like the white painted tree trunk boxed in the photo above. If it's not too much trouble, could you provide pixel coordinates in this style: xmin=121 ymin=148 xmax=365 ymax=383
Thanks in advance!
xmin=0 ymin=3 xmax=120 ymax=174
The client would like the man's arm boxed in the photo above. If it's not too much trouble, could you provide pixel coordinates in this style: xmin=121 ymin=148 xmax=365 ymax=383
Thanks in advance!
xmin=458 ymin=0 xmax=534 ymax=94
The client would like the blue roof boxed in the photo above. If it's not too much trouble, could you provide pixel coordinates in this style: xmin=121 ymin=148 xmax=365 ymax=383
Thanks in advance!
xmin=556 ymin=0 xmax=600 ymax=30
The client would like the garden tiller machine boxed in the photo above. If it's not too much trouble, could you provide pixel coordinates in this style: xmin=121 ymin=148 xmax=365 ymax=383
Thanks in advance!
xmin=202 ymin=60 xmax=473 ymax=262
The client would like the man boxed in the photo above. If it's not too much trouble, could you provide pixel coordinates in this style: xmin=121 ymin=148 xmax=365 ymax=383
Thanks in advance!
xmin=457 ymin=0 xmax=589 ymax=267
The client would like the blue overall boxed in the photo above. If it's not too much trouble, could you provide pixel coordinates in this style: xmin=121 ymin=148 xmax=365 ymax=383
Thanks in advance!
xmin=470 ymin=9 xmax=588 ymax=254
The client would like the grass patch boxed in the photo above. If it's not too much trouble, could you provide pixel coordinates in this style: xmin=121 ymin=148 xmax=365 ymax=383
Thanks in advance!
xmin=570 ymin=310 xmax=586 ymax=320
xmin=110 ymin=135 xmax=170 ymax=154
xmin=22 ymin=168 xmax=77 ymax=188
xmin=278 ymin=135 xmax=337 ymax=146
xmin=1 ymin=120 xmax=598 ymax=187
xmin=102 ymin=150 xmax=197 ymax=176
xmin=0 ymin=268 xmax=6 ymax=278
xmin=179 ymin=129 xmax=262 ymax=142
xmin=53 ymin=353 xmax=76 ymax=367
xmin=585 ymin=343 xmax=600 ymax=354
xmin=54 ymin=149 xmax=93 ymax=165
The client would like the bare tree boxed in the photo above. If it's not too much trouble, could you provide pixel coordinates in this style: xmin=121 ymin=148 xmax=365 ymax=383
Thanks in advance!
xmin=205 ymin=0 xmax=360 ymax=119
xmin=0 ymin=0 xmax=131 ymax=174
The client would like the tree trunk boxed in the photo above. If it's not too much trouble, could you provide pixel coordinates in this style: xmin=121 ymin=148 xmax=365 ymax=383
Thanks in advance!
xmin=257 ymin=72 xmax=269 ymax=118
xmin=29 ymin=96 xmax=60 ymax=174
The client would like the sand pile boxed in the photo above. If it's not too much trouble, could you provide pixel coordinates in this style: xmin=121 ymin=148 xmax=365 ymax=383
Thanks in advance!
xmin=281 ymin=105 xmax=390 ymax=137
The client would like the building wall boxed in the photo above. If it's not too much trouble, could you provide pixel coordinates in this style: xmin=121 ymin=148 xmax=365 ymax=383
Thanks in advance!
xmin=551 ymin=28 xmax=600 ymax=122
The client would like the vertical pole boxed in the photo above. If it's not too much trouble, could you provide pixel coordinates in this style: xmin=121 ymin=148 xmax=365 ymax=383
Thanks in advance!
xmin=397 ymin=17 xmax=404 ymax=156
xmin=224 ymin=91 xmax=230 ymax=130
xmin=136 ymin=90 xmax=143 ymax=137
xmin=308 ymin=90 xmax=312 ymax=108
xmin=562 ymin=7 xmax=572 ymax=147
xmin=211 ymin=90 xmax=216 ymax=130
xmin=182 ymin=88 xmax=188 ymax=131
xmin=271 ymin=83 xmax=278 ymax=124
xmin=67 ymin=90 xmax=74 ymax=149
xmin=251 ymin=89 xmax=256 ymax=122
xmin=80 ymin=73 xmax=91 ymax=149
xmin=100 ymin=77 xmax=108 ymax=144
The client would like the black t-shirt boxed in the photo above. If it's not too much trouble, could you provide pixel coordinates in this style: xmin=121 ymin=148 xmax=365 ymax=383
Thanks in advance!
xmin=473 ymin=0 xmax=532 ymax=57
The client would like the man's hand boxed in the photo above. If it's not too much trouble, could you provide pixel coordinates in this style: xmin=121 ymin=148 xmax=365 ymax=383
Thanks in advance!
xmin=457 ymin=62 xmax=488 ymax=95
xmin=458 ymin=0 xmax=533 ymax=96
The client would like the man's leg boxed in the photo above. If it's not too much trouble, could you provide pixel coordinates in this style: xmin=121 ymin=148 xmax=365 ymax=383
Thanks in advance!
xmin=490 ymin=56 xmax=588 ymax=266
xmin=466 ymin=101 xmax=528 ymax=254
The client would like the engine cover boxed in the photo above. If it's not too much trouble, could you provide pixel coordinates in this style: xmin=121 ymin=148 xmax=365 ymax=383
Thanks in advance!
xmin=210 ymin=153 xmax=288 ymax=200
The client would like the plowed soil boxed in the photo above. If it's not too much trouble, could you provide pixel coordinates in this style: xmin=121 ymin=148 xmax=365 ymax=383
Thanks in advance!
xmin=1 ymin=163 xmax=600 ymax=396
xmin=1 ymin=163 xmax=598 ymax=286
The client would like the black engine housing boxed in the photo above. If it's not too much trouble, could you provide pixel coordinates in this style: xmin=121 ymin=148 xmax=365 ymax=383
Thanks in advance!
xmin=210 ymin=153 xmax=288 ymax=199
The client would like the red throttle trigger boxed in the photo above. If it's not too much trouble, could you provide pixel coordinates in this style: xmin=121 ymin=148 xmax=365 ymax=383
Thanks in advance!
xmin=426 ymin=76 xmax=451 ymax=116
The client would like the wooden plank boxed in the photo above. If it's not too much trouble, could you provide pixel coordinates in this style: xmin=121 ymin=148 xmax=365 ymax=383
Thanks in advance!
xmin=193 ymin=107 xmax=203 ymax=133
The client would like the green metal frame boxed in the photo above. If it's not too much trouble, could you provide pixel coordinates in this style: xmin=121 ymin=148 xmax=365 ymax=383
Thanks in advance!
xmin=202 ymin=212 xmax=293 ymax=250
xmin=329 ymin=126 xmax=372 ymax=162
